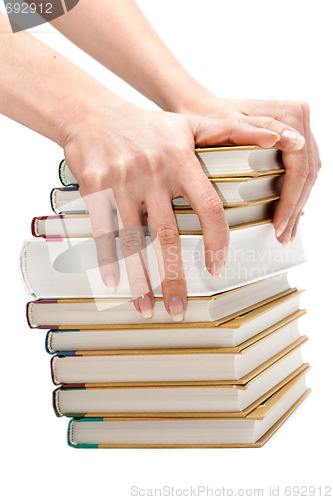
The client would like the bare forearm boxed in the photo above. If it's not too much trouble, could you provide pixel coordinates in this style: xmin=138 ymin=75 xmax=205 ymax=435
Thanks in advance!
xmin=51 ymin=0 xmax=209 ymax=112
xmin=0 ymin=13 xmax=124 ymax=145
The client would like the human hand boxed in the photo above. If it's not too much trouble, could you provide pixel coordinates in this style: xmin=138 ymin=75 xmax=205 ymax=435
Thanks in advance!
xmin=178 ymin=95 xmax=320 ymax=245
xmin=61 ymin=91 xmax=300 ymax=321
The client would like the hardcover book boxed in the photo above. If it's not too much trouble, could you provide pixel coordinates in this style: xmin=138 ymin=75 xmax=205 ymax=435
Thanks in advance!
xmin=58 ymin=146 xmax=284 ymax=186
xmin=27 ymin=273 xmax=294 ymax=328
xmin=35 ymin=198 xmax=278 ymax=235
xmin=21 ymin=223 xmax=306 ymax=299
xmin=45 ymin=289 xmax=303 ymax=351
xmin=67 ymin=370 xmax=309 ymax=448
xmin=53 ymin=345 xmax=307 ymax=417
xmin=50 ymin=315 xmax=306 ymax=385
xmin=51 ymin=176 xmax=283 ymax=213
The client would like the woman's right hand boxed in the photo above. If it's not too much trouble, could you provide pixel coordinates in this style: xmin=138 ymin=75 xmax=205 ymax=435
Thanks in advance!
xmin=61 ymin=90 xmax=304 ymax=321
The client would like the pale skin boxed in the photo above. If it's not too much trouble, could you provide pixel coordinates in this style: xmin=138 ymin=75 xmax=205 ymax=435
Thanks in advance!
xmin=0 ymin=0 xmax=320 ymax=321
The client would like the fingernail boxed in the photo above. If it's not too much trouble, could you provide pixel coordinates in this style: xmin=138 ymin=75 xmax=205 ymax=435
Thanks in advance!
xmin=266 ymin=130 xmax=281 ymax=142
xmin=290 ymin=234 xmax=296 ymax=243
xmin=275 ymin=219 xmax=289 ymax=239
xmin=280 ymin=130 xmax=305 ymax=151
xmin=282 ymin=228 xmax=292 ymax=247
xmin=105 ymin=274 xmax=117 ymax=292
xmin=210 ymin=262 xmax=224 ymax=279
xmin=168 ymin=297 xmax=184 ymax=322
xmin=138 ymin=294 xmax=153 ymax=319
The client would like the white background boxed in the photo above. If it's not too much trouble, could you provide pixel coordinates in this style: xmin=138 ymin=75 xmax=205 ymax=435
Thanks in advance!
xmin=0 ymin=0 xmax=332 ymax=498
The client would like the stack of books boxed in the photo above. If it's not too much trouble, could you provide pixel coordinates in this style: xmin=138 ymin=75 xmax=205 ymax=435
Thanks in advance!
xmin=21 ymin=146 xmax=310 ymax=448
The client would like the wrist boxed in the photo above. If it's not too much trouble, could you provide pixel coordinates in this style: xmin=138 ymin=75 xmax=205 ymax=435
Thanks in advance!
xmin=162 ymin=81 xmax=216 ymax=114
xmin=58 ymin=85 xmax=131 ymax=147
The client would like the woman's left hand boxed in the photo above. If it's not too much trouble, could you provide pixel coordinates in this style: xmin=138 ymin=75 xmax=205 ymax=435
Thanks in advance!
xmin=178 ymin=96 xmax=321 ymax=245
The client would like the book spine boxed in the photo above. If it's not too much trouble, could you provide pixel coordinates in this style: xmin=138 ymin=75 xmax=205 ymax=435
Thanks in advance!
xmin=45 ymin=337 xmax=77 ymax=354
xmin=59 ymin=159 xmax=79 ymax=187
xmin=26 ymin=301 xmax=34 ymax=328
xmin=50 ymin=188 xmax=60 ymax=214
xmin=51 ymin=355 xmax=77 ymax=385
xmin=26 ymin=300 xmax=60 ymax=329
xmin=50 ymin=186 xmax=82 ymax=215
xmin=53 ymin=387 xmax=87 ymax=418
xmin=59 ymin=159 xmax=67 ymax=186
xmin=31 ymin=217 xmax=39 ymax=238
xmin=31 ymin=215 xmax=64 ymax=238
xmin=67 ymin=418 xmax=101 ymax=448
xmin=50 ymin=356 xmax=58 ymax=385
xmin=52 ymin=387 xmax=62 ymax=417
xmin=45 ymin=331 xmax=52 ymax=353
xmin=45 ymin=329 xmax=81 ymax=354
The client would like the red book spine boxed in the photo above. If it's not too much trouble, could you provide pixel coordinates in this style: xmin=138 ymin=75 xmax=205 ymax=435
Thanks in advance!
xmin=26 ymin=300 xmax=60 ymax=329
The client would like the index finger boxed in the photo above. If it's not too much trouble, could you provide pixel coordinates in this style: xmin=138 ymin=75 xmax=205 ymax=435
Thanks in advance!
xmin=182 ymin=164 xmax=229 ymax=277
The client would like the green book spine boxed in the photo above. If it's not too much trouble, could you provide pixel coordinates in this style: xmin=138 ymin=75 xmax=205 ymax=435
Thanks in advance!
xmin=52 ymin=387 xmax=87 ymax=418
xmin=67 ymin=418 xmax=102 ymax=448
xmin=58 ymin=159 xmax=78 ymax=187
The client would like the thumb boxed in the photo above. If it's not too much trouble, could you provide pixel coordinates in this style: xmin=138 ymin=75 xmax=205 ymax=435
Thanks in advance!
xmin=189 ymin=116 xmax=281 ymax=148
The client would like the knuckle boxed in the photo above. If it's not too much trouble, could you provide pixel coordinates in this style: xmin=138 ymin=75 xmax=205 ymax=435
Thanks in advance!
xmin=263 ymin=117 xmax=278 ymax=130
xmin=93 ymin=227 xmax=114 ymax=239
xmin=98 ymin=255 xmax=115 ymax=268
xmin=297 ymin=164 xmax=310 ymax=180
xmin=230 ymin=118 xmax=244 ymax=129
xmin=131 ymin=276 xmax=149 ymax=292
xmin=199 ymin=193 xmax=224 ymax=220
xmin=298 ymin=99 xmax=310 ymax=118
xmin=119 ymin=229 xmax=145 ymax=253
xmin=157 ymin=225 xmax=179 ymax=246
xmin=163 ymin=276 xmax=186 ymax=289
xmin=283 ymin=100 xmax=303 ymax=123
xmin=170 ymin=143 xmax=193 ymax=167
xmin=133 ymin=150 xmax=152 ymax=169
xmin=307 ymin=169 xmax=318 ymax=184
xmin=172 ymin=142 xmax=190 ymax=156
xmin=112 ymin=151 xmax=152 ymax=184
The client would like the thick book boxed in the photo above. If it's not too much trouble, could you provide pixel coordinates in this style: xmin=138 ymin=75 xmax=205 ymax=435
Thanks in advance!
xmin=35 ymin=198 xmax=278 ymax=236
xmin=51 ymin=176 xmax=282 ymax=213
xmin=53 ymin=344 xmax=307 ymax=417
xmin=50 ymin=314 xmax=306 ymax=385
xmin=45 ymin=289 xmax=303 ymax=351
xmin=67 ymin=370 xmax=309 ymax=448
xmin=21 ymin=222 xmax=306 ymax=299
xmin=58 ymin=147 xmax=284 ymax=186
xmin=27 ymin=273 xmax=294 ymax=328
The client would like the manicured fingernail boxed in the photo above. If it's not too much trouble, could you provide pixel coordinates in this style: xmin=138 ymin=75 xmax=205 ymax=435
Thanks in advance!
xmin=210 ymin=262 xmax=224 ymax=278
xmin=266 ymin=131 xmax=281 ymax=142
xmin=258 ymin=130 xmax=281 ymax=147
xmin=280 ymin=130 xmax=305 ymax=150
xmin=290 ymin=234 xmax=296 ymax=243
xmin=275 ymin=219 xmax=289 ymax=239
xmin=168 ymin=297 xmax=184 ymax=322
xmin=138 ymin=294 xmax=153 ymax=319
xmin=282 ymin=228 xmax=292 ymax=247
xmin=105 ymin=274 xmax=117 ymax=292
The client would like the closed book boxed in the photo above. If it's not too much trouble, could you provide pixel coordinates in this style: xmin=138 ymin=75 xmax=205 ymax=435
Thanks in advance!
xmin=27 ymin=273 xmax=294 ymax=328
xmin=59 ymin=147 xmax=284 ymax=186
xmin=67 ymin=370 xmax=309 ymax=448
xmin=53 ymin=344 xmax=307 ymax=417
xmin=50 ymin=314 xmax=306 ymax=385
xmin=35 ymin=198 xmax=278 ymax=236
xmin=51 ymin=175 xmax=283 ymax=213
xmin=21 ymin=223 xmax=306 ymax=299
xmin=45 ymin=289 xmax=303 ymax=351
